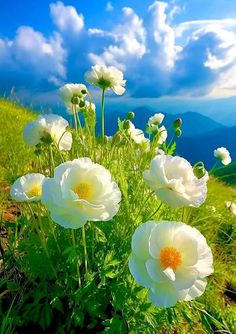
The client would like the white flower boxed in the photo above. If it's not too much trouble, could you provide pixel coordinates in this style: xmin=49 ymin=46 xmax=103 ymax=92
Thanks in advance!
xmin=225 ymin=201 xmax=236 ymax=215
xmin=143 ymin=155 xmax=207 ymax=208
xmin=66 ymin=100 xmax=96 ymax=115
xmin=85 ymin=64 xmax=126 ymax=95
xmin=23 ymin=114 xmax=72 ymax=151
xmin=148 ymin=113 xmax=164 ymax=126
xmin=59 ymin=83 xmax=87 ymax=106
xmin=156 ymin=125 xmax=167 ymax=145
xmin=42 ymin=158 xmax=121 ymax=229
xmin=129 ymin=221 xmax=213 ymax=308
xmin=128 ymin=122 xmax=149 ymax=147
xmin=10 ymin=173 xmax=45 ymax=202
xmin=214 ymin=147 xmax=231 ymax=165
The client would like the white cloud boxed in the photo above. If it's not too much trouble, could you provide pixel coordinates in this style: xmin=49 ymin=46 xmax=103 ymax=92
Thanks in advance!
xmin=50 ymin=1 xmax=84 ymax=35
xmin=0 ymin=26 xmax=67 ymax=88
xmin=106 ymin=1 xmax=113 ymax=12
xmin=148 ymin=1 xmax=180 ymax=70
xmin=88 ymin=7 xmax=146 ymax=70
xmin=176 ymin=19 xmax=236 ymax=37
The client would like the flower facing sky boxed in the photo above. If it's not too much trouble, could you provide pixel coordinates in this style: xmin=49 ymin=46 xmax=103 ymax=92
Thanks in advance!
xmin=10 ymin=173 xmax=45 ymax=202
xmin=143 ymin=155 xmax=207 ymax=208
xmin=42 ymin=158 xmax=121 ymax=229
xmin=23 ymin=114 xmax=72 ymax=151
xmin=129 ymin=221 xmax=213 ymax=308
xmin=85 ymin=64 xmax=126 ymax=95
xmin=148 ymin=113 xmax=165 ymax=126
xmin=214 ymin=147 xmax=231 ymax=165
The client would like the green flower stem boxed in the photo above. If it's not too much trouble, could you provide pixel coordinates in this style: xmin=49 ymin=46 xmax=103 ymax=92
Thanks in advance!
xmin=49 ymin=145 xmax=55 ymax=177
xmin=71 ymin=229 xmax=81 ymax=288
xmin=101 ymin=88 xmax=106 ymax=142
xmin=145 ymin=202 xmax=163 ymax=221
xmin=82 ymin=225 xmax=88 ymax=278
xmin=209 ymin=161 xmax=218 ymax=174
xmin=31 ymin=204 xmax=57 ymax=278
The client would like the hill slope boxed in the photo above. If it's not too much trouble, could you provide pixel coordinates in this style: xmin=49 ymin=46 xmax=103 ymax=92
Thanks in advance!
xmin=0 ymin=99 xmax=36 ymax=183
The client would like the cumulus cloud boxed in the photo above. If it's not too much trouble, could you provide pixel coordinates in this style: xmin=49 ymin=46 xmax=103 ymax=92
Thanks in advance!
xmin=88 ymin=7 xmax=146 ymax=70
xmin=50 ymin=1 xmax=84 ymax=35
xmin=0 ymin=26 xmax=66 ymax=93
xmin=1 ymin=0 xmax=236 ymax=101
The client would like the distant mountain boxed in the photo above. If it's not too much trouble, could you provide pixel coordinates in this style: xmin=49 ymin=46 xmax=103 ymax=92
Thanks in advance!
xmin=176 ymin=126 xmax=236 ymax=169
xmin=105 ymin=106 xmax=225 ymax=137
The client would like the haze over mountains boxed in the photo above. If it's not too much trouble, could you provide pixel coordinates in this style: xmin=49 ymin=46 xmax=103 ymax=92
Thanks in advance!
xmin=105 ymin=106 xmax=236 ymax=168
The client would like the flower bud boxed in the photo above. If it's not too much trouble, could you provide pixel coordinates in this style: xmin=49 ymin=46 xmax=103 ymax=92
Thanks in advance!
xmin=112 ymin=133 xmax=122 ymax=145
xmin=71 ymin=96 xmax=80 ymax=105
xmin=173 ymin=118 xmax=182 ymax=128
xmin=127 ymin=111 xmax=135 ymax=120
xmin=175 ymin=128 xmax=182 ymax=137
xmin=193 ymin=162 xmax=207 ymax=179
xmin=123 ymin=120 xmax=131 ymax=130
xmin=79 ymin=100 xmax=85 ymax=108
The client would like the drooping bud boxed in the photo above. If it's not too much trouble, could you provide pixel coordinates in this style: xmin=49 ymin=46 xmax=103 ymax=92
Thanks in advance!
xmin=193 ymin=162 xmax=207 ymax=179
xmin=112 ymin=133 xmax=122 ymax=145
xmin=127 ymin=111 xmax=135 ymax=120
xmin=173 ymin=118 xmax=182 ymax=129
xmin=123 ymin=120 xmax=131 ymax=130
xmin=71 ymin=96 xmax=80 ymax=105
xmin=79 ymin=100 xmax=85 ymax=108
xmin=175 ymin=128 xmax=182 ymax=137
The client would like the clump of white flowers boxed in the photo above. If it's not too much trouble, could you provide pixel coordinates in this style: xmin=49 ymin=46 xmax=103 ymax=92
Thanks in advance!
xmin=10 ymin=173 xmax=45 ymax=202
xmin=143 ymin=155 xmax=208 ymax=208
xmin=85 ymin=64 xmax=126 ymax=95
xmin=9 ymin=64 xmax=220 ymax=313
xmin=42 ymin=158 xmax=121 ymax=229
xmin=23 ymin=114 xmax=72 ymax=151
xmin=129 ymin=221 xmax=213 ymax=308
xmin=214 ymin=147 xmax=231 ymax=165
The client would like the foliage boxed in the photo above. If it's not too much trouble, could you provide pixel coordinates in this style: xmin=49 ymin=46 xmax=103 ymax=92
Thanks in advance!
xmin=0 ymin=98 xmax=236 ymax=334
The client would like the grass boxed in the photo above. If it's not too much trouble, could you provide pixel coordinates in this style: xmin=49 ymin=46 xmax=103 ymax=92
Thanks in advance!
xmin=0 ymin=98 xmax=236 ymax=334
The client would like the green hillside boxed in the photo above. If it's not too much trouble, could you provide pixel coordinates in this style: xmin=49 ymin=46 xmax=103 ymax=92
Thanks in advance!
xmin=0 ymin=99 xmax=236 ymax=333
xmin=0 ymin=99 xmax=36 ymax=183
xmin=213 ymin=162 xmax=236 ymax=184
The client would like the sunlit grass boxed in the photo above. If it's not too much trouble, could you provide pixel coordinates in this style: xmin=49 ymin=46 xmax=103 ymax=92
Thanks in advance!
xmin=0 ymin=98 xmax=235 ymax=334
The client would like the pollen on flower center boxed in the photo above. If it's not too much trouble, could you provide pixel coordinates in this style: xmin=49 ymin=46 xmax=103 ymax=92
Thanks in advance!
xmin=27 ymin=185 xmax=42 ymax=198
xmin=73 ymin=182 xmax=92 ymax=200
xmin=159 ymin=247 xmax=182 ymax=271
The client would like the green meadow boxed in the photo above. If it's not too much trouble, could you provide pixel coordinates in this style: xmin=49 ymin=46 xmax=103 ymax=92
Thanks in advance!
xmin=0 ymin=99 xmax=236 ymax=334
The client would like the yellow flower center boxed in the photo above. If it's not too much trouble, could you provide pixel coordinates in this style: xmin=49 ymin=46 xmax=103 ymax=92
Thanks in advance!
xmin=159 ymin=247 xmax=182 ymax=271
xmin=73 ymin=182 xmax=92 ymax=200
xmin=27 ymin=185 xmax=42 ymax=198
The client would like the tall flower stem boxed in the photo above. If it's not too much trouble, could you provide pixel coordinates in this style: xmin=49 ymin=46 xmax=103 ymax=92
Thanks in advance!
xmin=82 ymin=225 xmax=88 ymax=278
xmin=71 ymin=229 xmax=81 ymax=288
xmin=101 ymin=88 xmax=106 ymax=143
xmin=146 ymin=202 xmax=163 ymax=221
xmin=49 ymin=145 xmax=55 ymax=177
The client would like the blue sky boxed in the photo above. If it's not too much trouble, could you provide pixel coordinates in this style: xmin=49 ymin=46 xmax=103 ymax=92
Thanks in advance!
xmin=1 ymin=0 xmax=236 ymax=125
